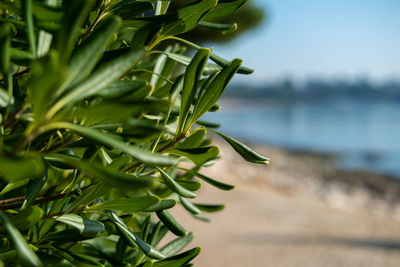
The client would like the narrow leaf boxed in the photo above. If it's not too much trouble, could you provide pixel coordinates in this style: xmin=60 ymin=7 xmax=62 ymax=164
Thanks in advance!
xmin=160 ymin=232 xmax=194 ymax=257
xmin=0 ymin=211 xmax=42 ymax=267
xmin=89 ymin=196 xmax=160 ymax=212
xmin=190 ymin=59 xmax=242 ymax=126
xmin=48 ymin=47 xmax=146 ymax=117
xmin=55 ymin=214 xmax=105 ymax=237
xmin=153 ymin=247 xmax=200 ymax=267
xmin=109 ymin=211 xmax=165 ymax=260
xmin=194 ymin=203 xmax=224 ymax=212
xmin=156 ymin=168 xmax=196 ymax=198
xmin=211 ymin=130 xmax=270 ymax=164
xmin=179 ymin=197 xmax=201 ymax=215
xmin=156 ymin=210 xmax=188 ymax=237
xmin=44 ymin=122 xmax=178 ymax=166
xmin=177 ymin=48 xmax=211 ymax=135
xmin=144 ymin=199 xmax=176 ymax=212
xmin=45 ymin=153 xmax=156 ymax=189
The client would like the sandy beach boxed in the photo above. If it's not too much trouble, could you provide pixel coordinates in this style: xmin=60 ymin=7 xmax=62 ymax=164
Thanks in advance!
xmin=171 ymin=142 xmax=400 ymax=266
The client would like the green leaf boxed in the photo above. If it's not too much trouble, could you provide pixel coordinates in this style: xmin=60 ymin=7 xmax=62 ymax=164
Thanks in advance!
xmin=153 ymin=247 xmax=200 ymax=267
xmin=161 ymin=51 xmax=220 ymax=75
xmin=55 ymin=214 xmax=105 ymax=237
xmin=57 ymin=0 xmax=95 ymax=61
xmin=111 ymin=1 xmax=154 ymax=19
xmin=194 ymin=203 xmax=224 ymax=212
xmin=45 ymin=153 xmax=156 ymax=189
xmin=48 ymin=47 xmax=146 ymax=118
xmin=176 ymin=129 xmax=206 ymax=149
xmin=0 ymin=155 xmax=45 ymax=182
xmin=166 ymin=37 xmax=253 ymax=74
xmin=156 ymin=168 xmax=196 ymax=199
xmin=160 ymin=232 xmax=194 ymax=257
xmin=43 ymin=122 xmax=178 ymax=166
xmin=89 ymin=196 xmax=160 ymax=212
xmin=11 ymin=207 xmax=43 ymax=231
xmin=190 ymin=59 xmax=242 ymax=126
xmin=202 ymin=0 xmax=247 ymax=21
xmin=160 ymin=0 xmax=217 ymax=38
xmin=191 ymin=171 xmax=234 ymax=191
xmin=58 ymin=15 xmax=122 ymax=95
xmin=144 ymin=199 xmax=176 ymax=212
xmin=96 ymin=79 xmax=147 ymax=98
xmin=0 ymin=88 xmax=10 ymax=108
xmin=21 ymin=172 xmax=48 ymax=209
xmin=179 ymin=197 xmax=201 ymax=215
xmin=30 ymin=51 xmax=65 ymax=121
xmin=24 ymin=0 xmax=36 ymax=57
xmin=66 ymin=183 xmax=109 ymax=213
xmin=198 ymin=21 xmax=237 ymax=34
xmin=0 ymin=23 xmax=11 ymax=76
xmin=109 ymin=211 xmax=165 ymax=260
xmin=177 ymin=48 xmax=211 ymax=135
xmin=176 ymin=180 xmax=201 ymax=192
xmin=168 ymin=146 xmax=219 ymax=166
xmin=0 ymin=211 xmax=42 ymax=267
xmin=156 ymin=210 xmax=188 ymax=237
xmin=211 ymin=130 xmax=270 ymax=164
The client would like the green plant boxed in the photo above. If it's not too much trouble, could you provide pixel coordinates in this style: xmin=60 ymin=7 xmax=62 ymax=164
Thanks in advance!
xmin=0 ymin=0 xmax=269 ymax=266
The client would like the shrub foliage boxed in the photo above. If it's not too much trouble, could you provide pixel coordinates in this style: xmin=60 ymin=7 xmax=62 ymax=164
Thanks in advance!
xmin=0 ymin=0 xmax=268 ymax=266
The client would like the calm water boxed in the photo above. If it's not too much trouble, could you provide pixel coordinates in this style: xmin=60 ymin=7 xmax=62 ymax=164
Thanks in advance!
xmin=205 ymin=99 xmax=400 ymax=176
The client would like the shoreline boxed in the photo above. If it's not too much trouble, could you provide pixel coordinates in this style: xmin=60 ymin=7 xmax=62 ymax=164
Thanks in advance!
xmin=206 ymin=141 xmax=400 ymax=219
xmin=172 ymin=141 xmax=400 ymax=266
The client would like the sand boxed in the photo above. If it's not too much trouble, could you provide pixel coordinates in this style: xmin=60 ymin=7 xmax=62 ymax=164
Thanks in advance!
xmin=171 ymin=143 xmax=400 ymax=266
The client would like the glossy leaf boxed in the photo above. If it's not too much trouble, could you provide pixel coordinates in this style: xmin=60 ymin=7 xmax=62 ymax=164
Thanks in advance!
xmin=177 ymin=48 xmax=210 ymax=135
xmin=109 ymin=211 xmax=166 ymax=260
xmin=144 ymin=199 xmax=176 ymax=212
xmin=157 ymin=168 xmax=196 ymax=198
xmin=160 ymin=232 xmax=194 ymax=257
xmin=59 ymin=15 xmax=122 ymax=94
xmin=190 ymin=59 xmax=242 ymax=126
xmin=55 ymin=214 xmax=105 ymax=237
xmin=156 ymin=210 xmax=188 ymax=237
xmin=21 ymin=172 xmax=48 ymax=209
xmin=168 ymin=146 xmax=219 ymax=166
xmin=48 ymin=47 xmax=146 ymax=117
xmin=179 ymin=197 xmax=201 ymax=215
xmin=159 ymin=0 xmax=217 ymax=38
xmin=211 ymin=130 xmax=270 ymax=164
xmin=198 ymin=173 xmax=234 ymax=190
xmin=194 ymin=203 xmax=224 ymax=212
xmin=153 ymin=247 xmax=201 ymax=267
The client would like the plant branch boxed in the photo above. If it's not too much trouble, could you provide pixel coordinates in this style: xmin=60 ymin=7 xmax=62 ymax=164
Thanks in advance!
xmin=0 ymin=185 xmax=91 ymax=210
xmin=124 ymin=133 xmax=186 ymax=172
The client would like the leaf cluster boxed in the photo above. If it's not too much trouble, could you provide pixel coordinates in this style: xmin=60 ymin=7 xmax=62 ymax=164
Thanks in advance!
xmin=0 ymin=0 xmax=268 ymax=266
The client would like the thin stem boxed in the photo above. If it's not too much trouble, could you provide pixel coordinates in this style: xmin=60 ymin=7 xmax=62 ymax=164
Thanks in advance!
xmin=0 ymin=185 xmax=92 ymax=210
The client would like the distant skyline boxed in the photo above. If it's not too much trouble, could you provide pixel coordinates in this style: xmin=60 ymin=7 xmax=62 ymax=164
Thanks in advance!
xmin=209 ymin=0 xmax=400 ymax=83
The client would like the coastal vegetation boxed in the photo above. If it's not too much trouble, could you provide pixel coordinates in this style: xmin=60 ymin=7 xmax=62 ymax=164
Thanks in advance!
xmin=0 ymin=0 xmax=268 ymax=266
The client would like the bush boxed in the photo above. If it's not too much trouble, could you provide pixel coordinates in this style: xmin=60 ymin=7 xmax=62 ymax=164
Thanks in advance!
xmin=0 ymin=0 xmax=269 ymax=266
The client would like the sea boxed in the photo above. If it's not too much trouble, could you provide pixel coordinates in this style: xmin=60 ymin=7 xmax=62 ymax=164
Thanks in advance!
xmin=204 ymin=98 xmax=400 ymax=177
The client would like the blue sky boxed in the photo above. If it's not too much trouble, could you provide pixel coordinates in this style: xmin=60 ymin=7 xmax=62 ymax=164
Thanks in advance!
xmin=210 ymin=0 xmax=400 ymax=83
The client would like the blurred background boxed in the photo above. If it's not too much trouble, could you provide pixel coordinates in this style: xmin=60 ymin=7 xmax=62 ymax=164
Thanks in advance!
xmin=173 ymin=1 xmax=400 ymax=266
